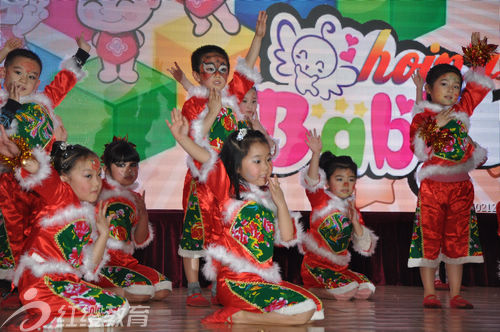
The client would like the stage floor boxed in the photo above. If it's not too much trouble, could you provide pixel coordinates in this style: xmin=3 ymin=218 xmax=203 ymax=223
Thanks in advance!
xmin=1 ymin=285 xmax=500 ymax=331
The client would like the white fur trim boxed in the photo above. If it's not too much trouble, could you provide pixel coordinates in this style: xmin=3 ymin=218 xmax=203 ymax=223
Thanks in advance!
xmin=202 ymin=255 xmax=217 ymax=281
xmin=358 ymin=282 xmax=376 ymax=293
xmin=235 ymin=57 xmax=263 ymax=85
xmin=14 ymin=147 xmax=52 ymax=190
xmin=441 ymin=254 xmax=484 ymax=265
xmin=133 ymin=221 xmax=154 ymax=249
xmin=88 ymin=300 xmax=130 ymax=328
xmin=324 ymin=281 xmax=359 ymax=295
xmin=154 ymin=280 xmax=172 ymax=292
xmin=412 ymin=133 xmax=431 ymax=161
xmin=310 ymin=308 xmax=324 ymax=321
xmin=177 ymin=246 xmax=205 ymax=259
xmin=4 ymin=119 xmax=18 ymax=136
xmin=407 ymin=257 xmax=440 ymax=268
xmin=412 ymin=100 xmax=444 ymax=117
xmin=274 ymin=211 xmax=305 ymax=248
xmin=302 ymin=233 xmax=351 ymax=267
xmin=352 ymin=225 xmax=378 ymax=256
xmin=188 ymin=85 xmax=209 ymax=99
xmin=417 ymin=144 xmax=488 ymax=181
xmin=223 ymin=199 xmax=247 ymax=225
xmin=123 ymin=284 xmax=155 ymax=297
xmin=311 ymin=193 xmax=353 ymax=223
xmin=240 ymin=184 xmax=277 ymax=213
xmin=299 ymin=167 xmax=326 ymax=193
xmin=464 ymin=69 xmax=495 ymax=90
xmin=205 ymin=244 xmax=282 ymax=283
xmin=13 ymin=253 xmax=80 ymax=286
xmin=274 ymin=298 xmax=316 ymax=316
xmin=99 ymin=185 xmax=136 ymax=204
xmin=39 ymin=204 xmax=94 ymax=228
xmin=105 ymin=238 xmax=134 ymax=255
xmin=60 ymin=55 xmax=87 ymax=81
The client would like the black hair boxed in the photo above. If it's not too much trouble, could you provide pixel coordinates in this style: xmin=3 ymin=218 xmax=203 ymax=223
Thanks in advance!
xmin=51 ymin=141 xmax=98 ymax=175
xmin=4 ymin=48 xmax=43 ymax=75
xmin=101 ymin=138 xmax=140 ymax=169
xmin=425 ymin=63 xmax=463 ymax=101
xmin=191 ymin=45 xmax=230 ymax=74
xmin=219 ymin=129 xmax=269 ymax=200
xmin=319 ymin=151 xmax=358 ymax=182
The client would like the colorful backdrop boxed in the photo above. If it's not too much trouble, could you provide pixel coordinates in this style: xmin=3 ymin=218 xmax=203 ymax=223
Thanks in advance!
xmin=1 ymin=0 xmax=498 ymax=212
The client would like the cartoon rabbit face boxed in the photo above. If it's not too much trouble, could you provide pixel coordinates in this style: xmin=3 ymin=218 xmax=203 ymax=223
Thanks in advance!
xmin=292 ymin=35 xmax=337 ymax=79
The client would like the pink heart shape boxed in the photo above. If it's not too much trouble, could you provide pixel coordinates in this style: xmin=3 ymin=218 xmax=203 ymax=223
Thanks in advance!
xmin=340 ymin=48 xmax=356 ymax=63
xmin=345 ymin=34 xmax=359 ymax=47
xmin=396 ymin=95 xmax=414 ymax=115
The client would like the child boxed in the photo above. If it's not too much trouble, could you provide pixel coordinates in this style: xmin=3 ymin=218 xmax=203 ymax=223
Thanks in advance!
xmin=0 ymin=131 xmax=129 ymax=329
xmin=0 ymin=35 xmax=90 ymax=302
xmin=96 ymin=137 xmax=172 ymax=302
xmin=167 ymin=109 xmax=323 ymax=325
xmin=407 ymin=32 xmax=495 ymax=309
xmin=299 ymin=130 xmax=378 ymax=300
xmin=176 ymin=11 xmax=266 ymax=306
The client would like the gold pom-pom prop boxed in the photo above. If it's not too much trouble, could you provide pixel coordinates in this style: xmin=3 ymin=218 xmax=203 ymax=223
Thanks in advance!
xmin=462 ymin=37 xmax=498 ymax=68
xmin=418 ymin=118 xmax=452 ymax=151
xmin=0 ymin=136 xmax=32 ymax=172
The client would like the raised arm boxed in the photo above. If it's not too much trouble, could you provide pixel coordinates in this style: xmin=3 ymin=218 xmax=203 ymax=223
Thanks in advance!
xmin=305 ymin=129 xmax=322 ymax=182
xmin=244 ymin=11 xmax=267 ymax=68
xmin=201 ymin=88 xmax=222 ymax=137
xmin=166 ymin=108 xmax=210 ymax=163
xmin=268 ymin=175 xmax=294 ymax=242
xmin=0 ymin=38 xmax=23 ymax=64
xmin=92 ymin=202 xmax=111 ymax=267
xmin=411 ymin=69 xmax=424 ymax=104
xmin=168 ymin=62 xmax=195 ymax=92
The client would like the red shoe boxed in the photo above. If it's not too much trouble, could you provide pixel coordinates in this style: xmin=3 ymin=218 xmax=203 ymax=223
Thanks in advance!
xmin=0 ymin=292 xmax=21 ymax=309
xmin=423 ymin=294 xmax=442 ymax=308
xmin=201 ymin=307 xmax=240 ymax=324
xmin=186 ymin=292 xmax=210 ymax=307
xmin=450 ymin=295 xmax=473 ymax=309
xmin=433 ymin=280 xmax=449 ymax=290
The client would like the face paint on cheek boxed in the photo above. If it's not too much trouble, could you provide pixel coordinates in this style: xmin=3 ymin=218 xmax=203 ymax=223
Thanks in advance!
xmin=20 ymin=61 xmax=38 ymax=74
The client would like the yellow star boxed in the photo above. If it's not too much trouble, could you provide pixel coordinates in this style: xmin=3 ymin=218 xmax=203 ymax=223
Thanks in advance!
xmin=311 ymin=103 xmax=326 ymax=118
xmin=335 ymin=98 xmax=348 ymax=113
xmin=353 ymin=102 xmax=368 ymax=117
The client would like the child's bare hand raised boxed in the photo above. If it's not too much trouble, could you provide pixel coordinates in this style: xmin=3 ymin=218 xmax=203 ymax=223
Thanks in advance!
xmin=53 ymin=115 xmax=68 ymax=142
xmin=305 ymin=129 xmax=322 ymax=154
xmin=167 ymin=62 xmax=185 ymax=83
xmin=5 ymin=38 xmax=23 ymax=53
xmin=255 ymin=11 xmax=267 ymax=39
xmin=207 ymin=88 xmax=222 ymax=115
xmin=411 ymin=69 xmax=424 ymax=90
xmin=96 ymin=201 xmax=111 ymax=237
xmin=5 ymin=81 xmax=21 ymax=103
xmin=268 ymin=175 xmax=286 ymax=208
xmin=435 ymin=108 xmax=453 ymax=127
xmin=76 ymin=32 xmax=91 ymax=53
xmin=166 ymin=108 xmax=190 ymax=141
xmin=0 ymin=125 xmax=20 ymax=158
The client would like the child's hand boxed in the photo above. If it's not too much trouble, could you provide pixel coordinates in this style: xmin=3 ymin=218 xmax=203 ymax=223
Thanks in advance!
xmin=53 ymin=116 xmax=68 ymax=142
xmin=411 ymin=69 xmax=424 ymax=90
xmin=347 ymin=200 xmax=359 ymax=225
xmin=4 ymin=38 xmax=23 ymax=53
xmin=268 ymin=175 xmax=286 ymax=207
xmin=167 ymin=62 xmax=185 ymax=84
xmin=435 ymin=108 xmax=453 ymax=127
xmin=166 ymin=108 xmax=190 ymax=141
xmin=305 ymin=129 xmax=322 ymax=154
xmin=96 ymin=201 xmax=111 ymax=236
xmin=254 ymin=11 xmax=267 ymax=39
xmin=76 ymin=32 xmax=91 ymax=53
xmin=5 ymin=81 xmax=21 ymax=103
xmin=0 ymin=125 xmax=20 ymax=158
xmin=207 ymin=88 xmax=222 ymax=115
xmin=135 ymin=190 xmax=148 ymax=222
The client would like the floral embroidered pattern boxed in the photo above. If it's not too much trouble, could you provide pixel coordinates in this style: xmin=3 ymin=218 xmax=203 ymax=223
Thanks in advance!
xmin=208 ymin=108 xmax=244 ymax=152
xmin=45 ymin=276 xmax=126 ymax=316
xmin=231 ymin=202 xmax=275 ymax=263
xmin=106 ymin=202 xmax=135 ymax=242
xmin=180 ymin=180 xmax=204 ymax=251
xmin=100 ymin=266 xmax=151 ymax=288
xmin=433 ymin=120 xmax=468 ymax=161
xmin=15 ymin=103 xmax=54 ymax=150
xmin=409 ymin=202 xmax=423 ymax=259
xmin=318 ymin=211 xmax=352 ymax=254
xmin=226 ymin=279 xmax=308 ymax=313
xmin=305 ymin=264 xmax=353 ymax=289
xmin=468 ymin=207 xmax=483 ymax=257
xmin=0 ymin=219 xmax=15 ymax=270
xmin=55 ymin=219 xmax=91 ymax=269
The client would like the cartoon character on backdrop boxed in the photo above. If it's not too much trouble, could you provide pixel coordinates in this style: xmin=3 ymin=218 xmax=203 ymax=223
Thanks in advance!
xmin=184 ymin=0 xmax=239 ymax=37
xmin=270 ymin=16 xmax=358 ymax=100
xmin=0 ymin=0 xmax=49 ymax=50
xmin=76 ymin=0 xmax=161 ymax=84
